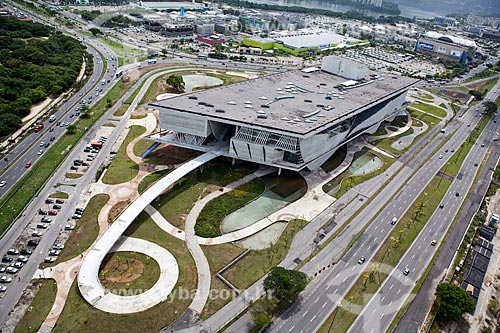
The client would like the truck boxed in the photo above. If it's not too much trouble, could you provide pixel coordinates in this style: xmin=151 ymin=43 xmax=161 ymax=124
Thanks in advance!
xmin=490 ymin=214 xmax=499 ymax=226
xmin=90 ymin=142 xmax=103 ymax=149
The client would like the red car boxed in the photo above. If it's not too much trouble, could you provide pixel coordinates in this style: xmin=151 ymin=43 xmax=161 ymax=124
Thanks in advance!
xmin=47 ymin=210 xmax=58 ymax=215
xmin=25 ymin=162 xmax=31 ymax=168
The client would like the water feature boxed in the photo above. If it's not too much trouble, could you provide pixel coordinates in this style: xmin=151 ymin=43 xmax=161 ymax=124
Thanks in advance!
xmin=348 ymin=151 xmax=382 ymax=176
xmin=220 ymin=171 xmax=306 ymax=249
xmin=236 ymin=222 xmax=288 ymax=250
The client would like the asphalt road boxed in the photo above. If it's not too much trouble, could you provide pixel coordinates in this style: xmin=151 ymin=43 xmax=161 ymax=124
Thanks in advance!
xmin=268 ymin=84 xmax=499 ymax=333
xmin=348 ymin=108 xmax=500 ymax=333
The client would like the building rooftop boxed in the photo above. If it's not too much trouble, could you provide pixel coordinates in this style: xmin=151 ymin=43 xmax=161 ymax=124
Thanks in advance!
xmin=423 ymin=31 xmax=477 ymax=48
xmin=275 ymin=32 xmax=358 ymax=49
xmin=150 ymin=68 xmax=417 ymax=137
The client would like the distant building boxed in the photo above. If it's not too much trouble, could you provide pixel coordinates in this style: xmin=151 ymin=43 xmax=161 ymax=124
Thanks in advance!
xmin=161 ymin=23 xmax=195 ymax=37
xmin=197 ymin=23 xmax=214 ymax=37
xmin=433 ymin=16 xmax=459 ymax=27
xmin=415 ymin=31 xmax=477 ymax=63
xmin=147 ymin=56 xmax=417 ymax=172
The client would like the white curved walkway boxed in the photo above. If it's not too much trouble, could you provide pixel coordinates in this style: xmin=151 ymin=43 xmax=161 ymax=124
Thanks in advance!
xmin=93 ymin=236 xmax=179 ymax=314
xmin=78 ymin=152 xmax=218 ymax=313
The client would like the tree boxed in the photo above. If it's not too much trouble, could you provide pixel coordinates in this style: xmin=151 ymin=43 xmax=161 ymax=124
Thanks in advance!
xmin=80 ymin=105 xmax=91 ymax=118
xmin=166 ymin=74 xmax=185 ymax=93
xmin=89 ymin=27 xmax=102 ymax=37
xmin=66 ymin=125 xmax=76 ymax=134
xmin=484 ymin=101 xmax=498 ymax=114
xmin=263 ymin=267 xmax=307 ymax=303
xmin=435 ymin=283 xmax=474 ymax=321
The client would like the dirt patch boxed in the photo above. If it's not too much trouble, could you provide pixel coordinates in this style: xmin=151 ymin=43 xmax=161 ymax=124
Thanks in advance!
xmin=108 ymin=201 xmax=129 ymax=223
xmin=105 ymin=259 xmax=144 ymax=283
xmin=441 ymin=89 xmax=469 ymax=103
xmin=146 ymin=145 xmax=202 ymax=165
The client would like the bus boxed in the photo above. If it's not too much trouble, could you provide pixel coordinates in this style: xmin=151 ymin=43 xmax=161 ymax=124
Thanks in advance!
xmin=115 ymin=70 xmax=123 ymax=78
xmin=147 ymin=59 xmax=157 ymax=64
xmin=197 ymin=55 xmax=208 ymax=60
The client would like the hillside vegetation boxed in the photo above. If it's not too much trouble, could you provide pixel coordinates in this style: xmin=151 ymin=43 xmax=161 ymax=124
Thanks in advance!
xmin=0 ymin=17 xmax=86 ymax=136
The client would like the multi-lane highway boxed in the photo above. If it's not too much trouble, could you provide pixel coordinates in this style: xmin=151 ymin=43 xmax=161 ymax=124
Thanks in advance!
xmin=269 ymin=83 xmax=500 ymax=333
xmin=349 ymin=92 xmax=500 ymax=332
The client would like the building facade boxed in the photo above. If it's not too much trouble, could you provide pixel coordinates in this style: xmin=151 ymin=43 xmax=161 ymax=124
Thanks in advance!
xmin=415 ymin=31 xmax=477 ymax=63
xmin=148 ymin=56 xmax=417 ymax=171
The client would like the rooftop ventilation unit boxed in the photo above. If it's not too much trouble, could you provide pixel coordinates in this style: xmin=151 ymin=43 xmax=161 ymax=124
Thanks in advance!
xmin=198 ymin=101 xmax=207 ymax=105
xmin=275 ymin=95 xmax=295 ymax=101
xmin=205 ymin=103 xmax=214 ymax=107
xmin=227 ymin=101 xmax=237 ymax=105
xmin=259 ymin=96 xmax=267 ymax=100
xmin=281 ymin=117 xmax=290 ymax=121
xmin=316 ymin=104 xmax=324 ymax=108
xmin=188 ymin=96 xmax=198 ymax=100
xmin=215 ymin=109 xmax=225 ymax=113
xmin=257 ymin=110 xmax=266 ymax=114
xmin=244 ymin=101 xmax=252 ymax=104
xmin=257 ymin=115 xmax=267 ymax=119
xmin=304 ymin=99 xmax=312 ymax=103
xmin=244 ymin=105 xmax=253 ymax=108
xmin=261 ymin=105 xmax=270 ymax=108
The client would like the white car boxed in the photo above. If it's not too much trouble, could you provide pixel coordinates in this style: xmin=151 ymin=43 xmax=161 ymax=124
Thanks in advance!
xmin=17 ymin=256 xmax=28 ymax=263
xmin=0 ymin=285 xmax=6 ymax=292
xmin=38 ymin=150 xmax=43 ymax=155
xmin=53 ymin=243 xmax=64 ymax=250
xmin=5 ymin=267 xmax=18 ymax=274
xmin=48 ymin=249 xmax=60 ymax=256
xmin=0 ymin=276 xmax=12 ymax=283
xmin=0 ymin=180 xmax=6 ymax=187
xmin=44 ymin=257 xmax=56 ymax=263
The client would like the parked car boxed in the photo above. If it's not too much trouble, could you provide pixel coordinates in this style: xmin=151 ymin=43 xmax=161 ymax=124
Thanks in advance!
xmin=45 ymin=199 xmax=54 ymax=204
xmin=38 ymin=209 xmax=48 ymax=215
xmin=0 ymin=285 xmax=6 ymax=292
xmin=0 ymin=266 xmax=5 ymax=273
xmin=2 ymin=256 xmax=13 ymax=263
xmin=64 ymin=225 xmax=75 ymax=230
xmin=20 ymin=249 xmax=32 ymax=255
xmin=7 ymin=248 xmax=19 ymax=255
xmin=17 ymin=256 xmax=28 ymax=263
xmin=36 ymin=224 xmax=47 ymax=229
xmin=27 ymin=240 xmax=39 ymax=247
xmin=5 ymin=267 xmax=18 ymax=274
xmin=41 ymin=217 xmax=51 ymax=223
xmin=70 ymin=166 xmax=78 ymax=171
xmin=48 ymin=250 xmax=60 ymax=256
xmin=11 ymin=262 xmax=23 ymax=268
xmin=52 ymin=204 xmax=62 ymax=210
xmin=44 ymin=257 xmax=56 ymax=263
xmin=0 ymin=276 xmax=12 ymax=283
xmin=53 ymin=243 xmax=64 ymax=250
xmin=47 ymin=210 xmax=58 ymax=215
xmin=72 ymin=214 xmax=82 ymax=219
xmin=55 ymin=199 xmax=64 ymax=204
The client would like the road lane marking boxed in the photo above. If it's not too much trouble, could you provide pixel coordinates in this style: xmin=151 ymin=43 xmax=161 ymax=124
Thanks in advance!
xmin=303 ymin=310 xmax=308 ymax=317
xmin=311 ymin=315 xmax=317 ymax=322
xmin=389 ymin=284 xmax=393 ymax=290
xmin=322 ymin=301 xmax=328 ymax=308
xmin=289 ymin=325 xmax=295 ymax=332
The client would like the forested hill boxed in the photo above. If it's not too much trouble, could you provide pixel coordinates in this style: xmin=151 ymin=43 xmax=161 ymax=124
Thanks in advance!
xmin=0 ymin=17 xmax=86 ymax=137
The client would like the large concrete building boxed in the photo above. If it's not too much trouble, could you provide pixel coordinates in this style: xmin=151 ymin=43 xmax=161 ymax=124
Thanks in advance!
xmin=148 ymin=56 xmax=417 ymax=171
xmin=415 ymin=31 xmax=477 ymax=63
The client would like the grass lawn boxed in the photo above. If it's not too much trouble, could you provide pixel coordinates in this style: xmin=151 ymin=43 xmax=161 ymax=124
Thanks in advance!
xmin=45 ymin=194 xmax=109 ymax=267
xmin=138 ymin=170 xmax=170 ymax=194
xmin=205 ymin=72 xmax=247 ymax=85
xmin=48 ymin=192 xmax=69 ymax=199
xmin=441 ymin=115 xmax=490 ymax=178
xmin=54 ymin=212 xmax=197 ymax=332
xmin=102 ymin=125 xmax=146 ymax=185
xmin=223 ymin=219 xmax=308 ymax=290
xmin=451 ymin=103 xmax=461 ymax=113
xmin=96 ymin=36 xmax=145 ymax=66
xmin=410 ymin=102 xmax=447 ymax=118
xmin=133 ymin=139 xmax=153 ymax=158
xmin=151 ymin=159 xmax=258 ymax=229
xmin=321 ymin=145 xmax=347 ymax=173
xmin=371 ymin=127 xmax=415 ymax=156
xmin=103 ymin=123 xmax=116 ymax=127
xmin=99 ymin=251 xmax=160 ymax=294
xmin=14 ymin=279 xmax=57 ymax=333
xmin=200 ymin=243 xmax=245 ymax=319
xmin=65 ymin=172 xmax=82 ymax=179
xmin=130 ymin=114 xmax=148 ymax=119
xmin=113 ymin=104 xmax=129 ymax=117
xmin=318 ymin=176 xmax=451 ymax=333
xmin=408 ymin=109 xmax=441 ymax=130
xmin=195 ymin=178 xmax=265 ymax=238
